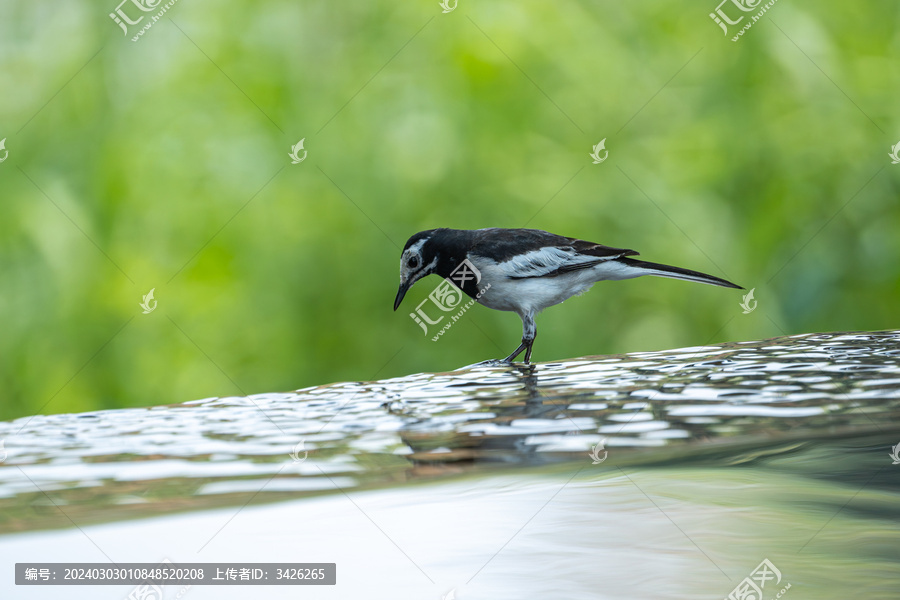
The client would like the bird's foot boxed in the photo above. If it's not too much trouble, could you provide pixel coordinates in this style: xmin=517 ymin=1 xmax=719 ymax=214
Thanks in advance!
xmin=502 ymin=358 xmax=530 ymax=365
xmin=464 ymin=359 xmax=510 ymax=368
xmin=457 ymin=358 xmax=531 ymax=369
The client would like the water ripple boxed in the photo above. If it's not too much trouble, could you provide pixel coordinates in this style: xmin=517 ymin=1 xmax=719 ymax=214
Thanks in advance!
xmin=1 ymin=329 xmax=898 ymax=532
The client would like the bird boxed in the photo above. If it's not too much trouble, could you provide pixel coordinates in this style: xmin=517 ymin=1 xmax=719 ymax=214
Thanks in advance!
xmin=393 ymin=228 xmax=743 ymax=363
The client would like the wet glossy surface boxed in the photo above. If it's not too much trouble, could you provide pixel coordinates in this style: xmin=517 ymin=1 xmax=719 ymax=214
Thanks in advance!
xmin=1 ymin=330 xmax=898 ymax=534
xmin=2 ymin=452 xmax=898 ymax=600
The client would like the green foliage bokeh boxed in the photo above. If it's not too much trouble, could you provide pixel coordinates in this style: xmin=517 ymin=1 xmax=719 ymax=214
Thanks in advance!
xmin=1 ymin=0 xmax=898 ymax=420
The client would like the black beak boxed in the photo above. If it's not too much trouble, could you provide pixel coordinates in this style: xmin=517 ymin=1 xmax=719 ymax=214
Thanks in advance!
xmin=393 ymin=280 xmax=411 ymax=311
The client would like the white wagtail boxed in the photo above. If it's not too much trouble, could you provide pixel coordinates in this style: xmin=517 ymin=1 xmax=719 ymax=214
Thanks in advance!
xmin=394 ymin=228 xmax=742 ymax=363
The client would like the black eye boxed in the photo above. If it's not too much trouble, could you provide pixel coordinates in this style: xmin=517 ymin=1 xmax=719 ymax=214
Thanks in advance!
xmin=407 ymin=256 xmax=420 ymax=269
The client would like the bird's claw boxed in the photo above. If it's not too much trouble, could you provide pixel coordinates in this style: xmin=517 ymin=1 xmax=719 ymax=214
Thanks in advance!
xmin=474 ymin=359 xmax=510 ymax=367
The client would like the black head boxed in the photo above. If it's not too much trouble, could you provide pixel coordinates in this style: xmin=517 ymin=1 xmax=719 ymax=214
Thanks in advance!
xmin=393 ymin=229 xmax=442 ymax=311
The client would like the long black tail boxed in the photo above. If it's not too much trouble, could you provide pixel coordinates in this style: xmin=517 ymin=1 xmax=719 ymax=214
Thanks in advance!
xmin=619 ymin=257 xmax=743 ymax=290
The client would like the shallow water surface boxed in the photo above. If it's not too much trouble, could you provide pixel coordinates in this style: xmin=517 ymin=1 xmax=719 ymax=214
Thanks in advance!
xmin=1 ymin=331 xmax=899 ymax=598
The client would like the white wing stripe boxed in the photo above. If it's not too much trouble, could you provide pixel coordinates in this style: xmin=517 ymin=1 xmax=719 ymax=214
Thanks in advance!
xmin=487 ymin=247 xmax=617 ymax=279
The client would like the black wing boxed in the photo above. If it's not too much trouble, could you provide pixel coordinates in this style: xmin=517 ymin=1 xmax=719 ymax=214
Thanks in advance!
xmin=471 ymin=228 xmax=638 ymax=279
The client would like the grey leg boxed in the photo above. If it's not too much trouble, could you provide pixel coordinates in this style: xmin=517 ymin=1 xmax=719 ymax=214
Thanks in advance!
xmin=503 ymin=313 xmax=536 ymax=363
xmin=524 ymin=340 xmax=534 ymax=363
xmin=503 ymin=341 xmax=528 ymax=362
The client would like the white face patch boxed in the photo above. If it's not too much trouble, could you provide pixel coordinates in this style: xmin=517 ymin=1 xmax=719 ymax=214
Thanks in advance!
xmin=399 ymin=238 xmax=434 ymax=284
xmin=407 ymin=238 xmax=428 ymax=255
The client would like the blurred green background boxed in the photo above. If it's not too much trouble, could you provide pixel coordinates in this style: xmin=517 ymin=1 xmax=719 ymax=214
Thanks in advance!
xmin=0 ymin=0 xmax=898 ymax=420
